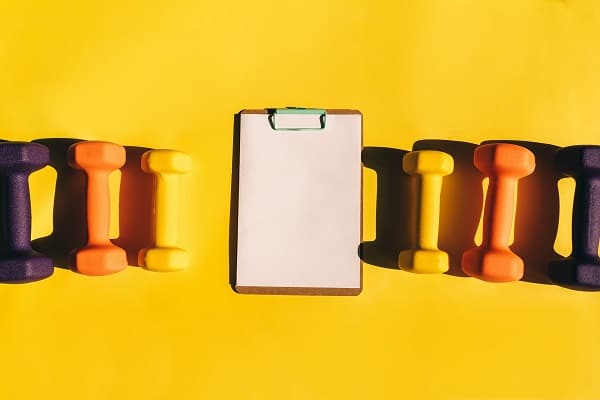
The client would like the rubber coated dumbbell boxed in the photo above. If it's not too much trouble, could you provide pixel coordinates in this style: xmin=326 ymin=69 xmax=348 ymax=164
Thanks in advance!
xmin=0 ymin=142 xmax=54 ymax=282
xmin=399 ymin=150 xmax=453 ymax=273
xmin=462 ymin=143 xmax=535 ymax=282
xmin=69 ymin=141 xmax=128 ymax=275
xmin=549 ymin=146 xmax=600 ymax=290
xmin=139 ymin=150 xmax=191 ymax=271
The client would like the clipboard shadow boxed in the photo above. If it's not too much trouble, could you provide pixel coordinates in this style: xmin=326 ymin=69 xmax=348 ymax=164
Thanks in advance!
xmin=32 ymin=139 xmax=155 ymax=269
xmin=229 ymin=113 xmax=241 ymax=289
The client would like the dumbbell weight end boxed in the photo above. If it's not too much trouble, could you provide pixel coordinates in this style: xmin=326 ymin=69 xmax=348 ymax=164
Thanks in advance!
xmin=462 ymin=247 xmax=524 ymax=283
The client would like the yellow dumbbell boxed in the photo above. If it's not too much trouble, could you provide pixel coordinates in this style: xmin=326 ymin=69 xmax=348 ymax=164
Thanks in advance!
xmin=399 ymin=150 xmax=454 ymax=273
xmin=138 ymin=150 xmax=191 ymax=271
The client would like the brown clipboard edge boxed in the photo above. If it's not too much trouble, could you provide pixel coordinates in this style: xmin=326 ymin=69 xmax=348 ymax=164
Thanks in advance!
xmin=235 ymin=286 xmax=362 ymax=296
xmin=232 ymin=109 xmax=364 ymax=296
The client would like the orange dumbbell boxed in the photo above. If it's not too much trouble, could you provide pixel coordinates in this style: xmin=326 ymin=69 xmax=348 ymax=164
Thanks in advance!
xmin=462 ymin=143 xmax=535 ymax=282
xmin=68 ymin=141 xmax=128 ymax=275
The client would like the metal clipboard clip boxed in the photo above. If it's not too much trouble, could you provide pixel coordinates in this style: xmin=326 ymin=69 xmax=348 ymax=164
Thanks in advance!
xmin=268 ymin=107 xmax=327 ymax=131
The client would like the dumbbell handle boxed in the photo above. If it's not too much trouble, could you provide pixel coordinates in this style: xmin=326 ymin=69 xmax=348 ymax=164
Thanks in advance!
xmin=482 ymin=176 xmax=516 ymax=249
xmin=86 ymin=170 xmax=112 ymax=245
xmin=571 ymin=176 xmax=600 ymax=258
xmin=154 ymin=173 xmax=179 ymax=247
xmin=415 ymin=174 xmax=442 ymax=250
xmin=3 ymin=173 xmax=33 ymax=252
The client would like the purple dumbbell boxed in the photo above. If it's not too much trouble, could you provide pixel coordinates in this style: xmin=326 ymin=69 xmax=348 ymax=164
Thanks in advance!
xmin=0 ymin=142 xmax=53 ymax=282
xmin=549 ymin=145 xmax=600 ymax=290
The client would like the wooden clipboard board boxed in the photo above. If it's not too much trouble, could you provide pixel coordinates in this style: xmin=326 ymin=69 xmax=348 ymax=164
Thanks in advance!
xmin=231 ymin=108 xmax=363 ymax=295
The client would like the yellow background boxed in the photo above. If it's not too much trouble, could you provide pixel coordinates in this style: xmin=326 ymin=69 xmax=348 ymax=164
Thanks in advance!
xmin=1 ymin=0 xmax=599 ymax=399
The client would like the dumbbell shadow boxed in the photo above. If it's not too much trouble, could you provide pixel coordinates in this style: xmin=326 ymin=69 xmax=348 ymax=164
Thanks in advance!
xmin=412 ymin=140 xmax=483 ymax=277
xmin=32 ymin=139 xmax=154 ymax=269
xmin=359 ymin=147 xmax=412 ymax=269
xmin=32 ymin=138 xmax=87 ymax=268
xmin=114 ymin=146 xmax=154 ymax=267
xmin=482 ymin=140 xmax=561 ymax=284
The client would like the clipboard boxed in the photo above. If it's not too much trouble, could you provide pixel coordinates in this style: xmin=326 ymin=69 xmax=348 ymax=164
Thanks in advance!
xmin=232 ymin=108 xmax=363 ymax=295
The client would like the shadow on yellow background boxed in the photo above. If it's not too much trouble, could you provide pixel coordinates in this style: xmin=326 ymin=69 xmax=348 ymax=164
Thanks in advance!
xmin=2 ymin=0 xmax=600 ymax=399
xmin=31 ymin=138 xmax=87 ymax=268
xmin=360 ymin=140 xmax=574 ymax=285
xmin=359 ymin=146 xmax=412 ymax=269
xmin=31 ymin=139 xmax=155 ymax=270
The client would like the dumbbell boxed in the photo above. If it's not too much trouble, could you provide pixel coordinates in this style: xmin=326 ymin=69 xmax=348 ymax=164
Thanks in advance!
xmin=69 ymin=141 xmax=128 ymax=275
xmin=139 ymin=150 xmax=191 ymax=271
xmin=549 ymin=145 xmax=600 ymax=290
xmin=462 ymin=143 xmax=535 ymax=282
xmin=0 ymin=142 xmax=53 ymax=282
xmin=399 ymin=150 xmax=453 ymax=273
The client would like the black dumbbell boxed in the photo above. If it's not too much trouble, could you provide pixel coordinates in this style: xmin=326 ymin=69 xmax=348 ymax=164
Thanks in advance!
xmin=549 ymin=145 xmax=600 ymax=290
xmin=0 ymin=142 xmax=53 ymax=282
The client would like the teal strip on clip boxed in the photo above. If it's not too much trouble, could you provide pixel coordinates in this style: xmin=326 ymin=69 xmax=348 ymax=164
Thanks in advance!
xmin=268 ymin=108 xmax=327 ymax=131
